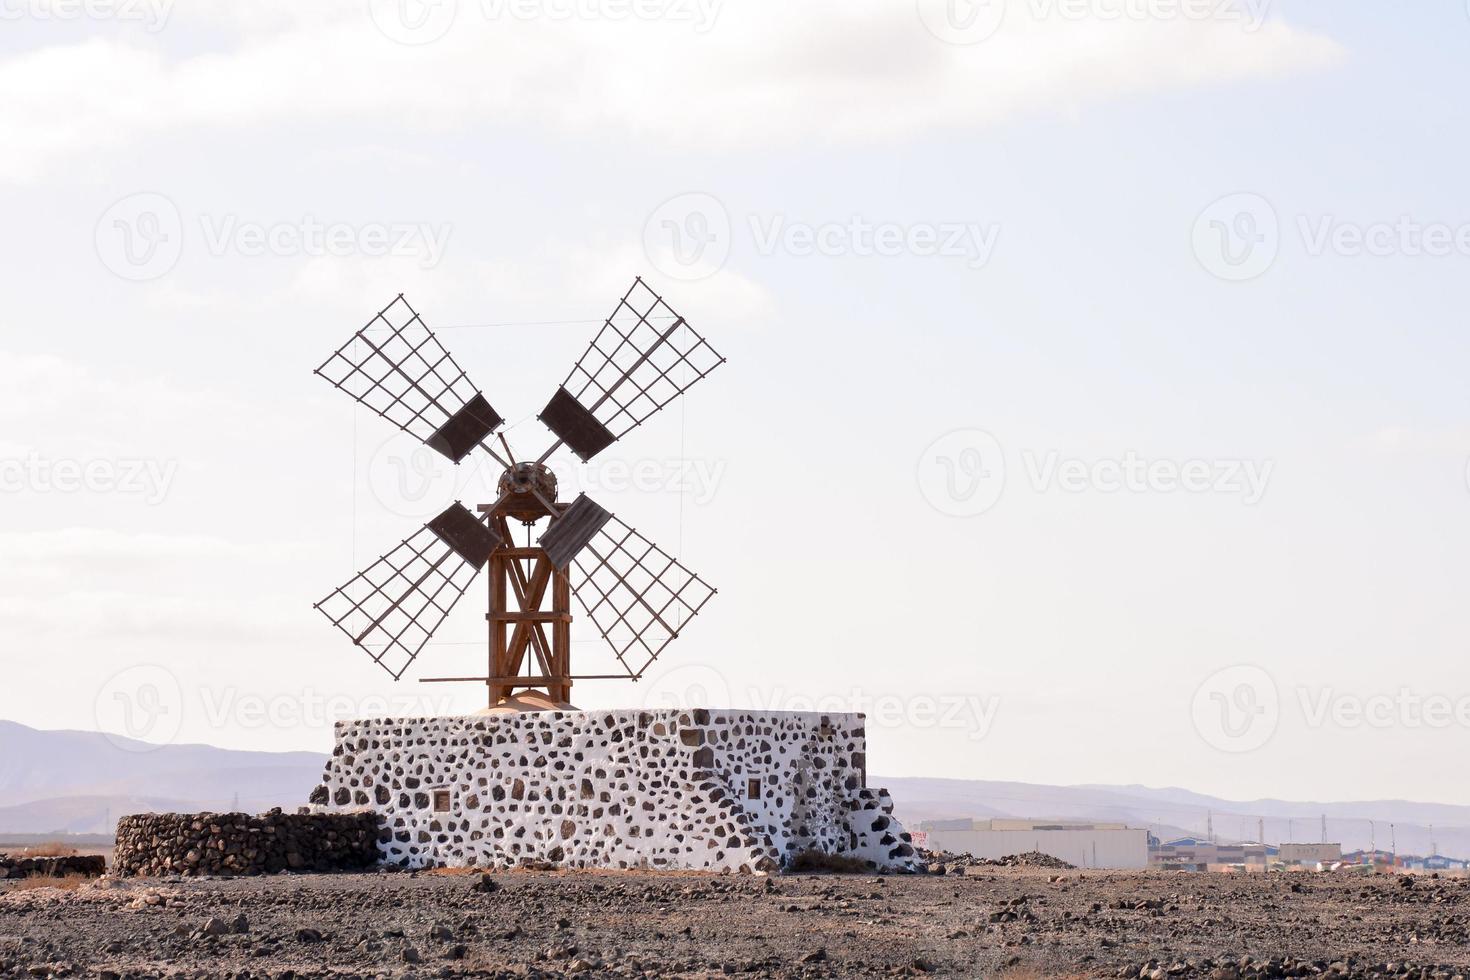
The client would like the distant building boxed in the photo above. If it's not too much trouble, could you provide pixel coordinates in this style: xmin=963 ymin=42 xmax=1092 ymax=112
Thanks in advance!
xmin=1278 ymin=842 xmax=1342 ymax=866
xmin=1424 ymin=855 xmax=1470 ymax=871
xmin=918 ymin=818 xmax=1148 ymax=870
xmin=1151 ymin=837 xmax=1273 ymax=871
xmin=1392 ymin=853 xmax=1470 ymax=872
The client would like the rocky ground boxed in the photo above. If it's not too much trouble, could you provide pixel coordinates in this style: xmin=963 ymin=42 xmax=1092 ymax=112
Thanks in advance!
xmin=3 ymin=865 xmax=1470 ymax=979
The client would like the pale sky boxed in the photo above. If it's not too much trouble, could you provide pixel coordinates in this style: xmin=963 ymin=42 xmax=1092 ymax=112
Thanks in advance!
xmin=2 ymin=0 xmax=1467 ymax=806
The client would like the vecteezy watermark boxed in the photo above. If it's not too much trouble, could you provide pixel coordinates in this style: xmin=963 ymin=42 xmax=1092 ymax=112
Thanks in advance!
xmin=1191 ymin=664 xmax=1279 ymax=753
xmin=368 ymin=437 xmax=463 ymax=520
xmin=198 ymin=215 xmax=452 ymax=268
xmin=0 ymin=453 xmax=178 ymax=505
xmin=748 ymin=215 xmax=999 ymax=269
xmin=1295 ymin=688 xmax=1470 ymax=731
xmin=747 ymin=688 xmax=1001 ymax=742
xmin=916 ymin=0 xmax=1007 ymax=44
xmin=642 ymin=192 xmax=1000 ymax=280
xmin=368 ymin=0 xmax=458 ymax=44
xmin=0 ymin=0 xmax=173 ymax=31
xmin=1295 ymin=215 xmax=1470 ymax=260
xmin=643 ymin=193 xmax=732 ymax=282
xmin=1194 ymin=193 xmax=1470 ymax=281
xmin=96 ymin=663 xmax=461 ymax=752
xmin=1021 ymin=450 xmax=1272 ymax=505
xmin=96 ymin=664 xmax=185 ymax=752
xmin=637 ymin=664 xmax=1001 ymax=741
xmin=1192 ymin=192 xmax=1279 ymax=281
xmin=365 ymin=430 xmax=728 ymax=520
xmin=481 ymin=0 xmax=720 ymax=29
xmin=369 ymin=0 xmax=720 ymax=44
xmin=1193 ymin=664 xmax=1470 ymax=753
xmin=916 ymin=429 xmax=1007 ymax=518
xmin=917 ymin=432 xmax=1272 ymax=517
xmin=637 ymin=662 xmax=734 ymax=712
xmin=917 ymin=0 xmax=1270 ymax=45
xmin=196 ymin=687 xmax=458 ymax=732
xmin=568 ymin=455 xmax=726 ymax=504
xmin=97 ymin=198 xmax=453 ymax=280
xmin=95 ymin=192 xmax=184 ymax=282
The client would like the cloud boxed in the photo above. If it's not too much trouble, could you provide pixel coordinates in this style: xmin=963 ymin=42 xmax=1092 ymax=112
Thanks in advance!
xmin=0 ymin=0 xmax=1346 ymax=182
xmin=0 ymin=529 xmax=315 ymax=640
xmin=1352 ymin=425 xmax=1470 ymax=456
xmin=284 ymin=241 xmax=773 ymax=330
xmin=0 ymin=527 xmax=311 ymax=587
xmin=0 ymin=349 xmax=295 ymax=450
xmin=0 ymin=526 xmax=308 ymax=564
xmin=0 ymin=591 xmax=305 ymax=641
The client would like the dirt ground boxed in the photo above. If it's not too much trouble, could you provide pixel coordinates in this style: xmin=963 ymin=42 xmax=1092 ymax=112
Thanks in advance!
xmin=2 ymin=865 xmax=1469 ymax=979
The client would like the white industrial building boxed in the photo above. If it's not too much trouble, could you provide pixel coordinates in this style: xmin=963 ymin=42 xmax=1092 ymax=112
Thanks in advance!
xmin=1277 ymin=842 xmax=1342 ymax=867
xmin=919 ymin=818 xmax=1149 ymax=870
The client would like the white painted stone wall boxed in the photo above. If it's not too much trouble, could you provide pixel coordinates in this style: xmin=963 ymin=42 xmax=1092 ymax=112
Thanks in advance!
xmin=312 ymin=709 xmax=920 ymax=873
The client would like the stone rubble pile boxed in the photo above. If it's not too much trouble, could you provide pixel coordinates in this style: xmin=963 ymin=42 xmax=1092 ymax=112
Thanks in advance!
xmin=0 ymin=853 xmax=106 ymax=879
xmin=1118 ymin=955 xmax=1470 ymax=979
xmin=113 ymin=809 xmax=379 ymax=877
xmin=922 ymin=849 xmax=1077 ymax=872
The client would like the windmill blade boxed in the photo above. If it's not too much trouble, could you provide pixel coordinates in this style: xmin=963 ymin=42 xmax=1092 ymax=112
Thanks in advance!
xmin=566 ymin=512 xmax=716 ymax=679
xmin=316 ymin=295 xmax=507 ymax=465
xmin=537 ymin=278 xmax=725 ymax=462
xmin=537 ymin=493 xmax=613 ymax=571
xmin=315 ymin=503 xmax=503 ymax=680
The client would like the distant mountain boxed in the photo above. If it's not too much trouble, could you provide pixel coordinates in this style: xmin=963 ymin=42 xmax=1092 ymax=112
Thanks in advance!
xmin=0 ymin=721 xmax=325 ymax=834
xmin=3 ymin=720 xmax=1466 ymax=859
xmin=0 ymin=795 xmax=200 ymax=835
xmin=881 ymin=776 xmax=1470 ymax=859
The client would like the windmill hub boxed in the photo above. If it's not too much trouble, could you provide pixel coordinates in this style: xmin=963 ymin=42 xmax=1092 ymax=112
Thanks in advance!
xmin=497 ymin=461 xmax=558 ymax=522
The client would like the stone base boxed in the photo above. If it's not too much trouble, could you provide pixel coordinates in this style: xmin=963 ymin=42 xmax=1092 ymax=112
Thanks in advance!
xmin=312 ymin=709 xmax=920 ymax=873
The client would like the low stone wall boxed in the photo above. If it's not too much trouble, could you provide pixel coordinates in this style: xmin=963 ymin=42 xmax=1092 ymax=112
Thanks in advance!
xmin=0 ymin=854 xmax=106 ymax=879
xmin=113 ymin=809 xmax=379 ymax=877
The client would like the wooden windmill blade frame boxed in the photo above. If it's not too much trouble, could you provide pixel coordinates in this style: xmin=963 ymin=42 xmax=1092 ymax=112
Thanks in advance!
xmin=314 ymin=294 xmax=509 ymax=466
xmin=314 ymin=504 xmax=502 ymax=681
xmin=313 ymin=278 xmax=723 ymax=705
xmin=568 ymin=515 xmax=718 ymax=680
xmin=536 ymin=277 xmax=726 ymax=462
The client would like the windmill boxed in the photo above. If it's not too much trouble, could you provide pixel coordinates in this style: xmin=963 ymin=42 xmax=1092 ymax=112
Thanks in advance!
xmin=313 ymin=278 xmax=725 ymax=708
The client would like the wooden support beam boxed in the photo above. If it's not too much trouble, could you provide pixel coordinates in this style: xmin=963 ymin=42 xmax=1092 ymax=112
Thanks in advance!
xmin=482 ymin=531 xmax=575 ymax=707
xmin=421 ymin=674 xmax=633 ymax=683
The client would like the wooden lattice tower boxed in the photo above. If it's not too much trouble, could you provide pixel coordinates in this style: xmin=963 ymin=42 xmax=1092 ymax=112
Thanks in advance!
xmin=481 ymin=483 xmax=573 ymax=705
